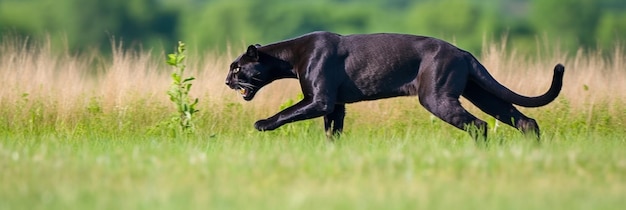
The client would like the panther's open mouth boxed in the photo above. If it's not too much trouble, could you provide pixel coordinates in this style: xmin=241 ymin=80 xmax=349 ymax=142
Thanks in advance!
xmin=238 ymin=87 xmax=256 ymax=101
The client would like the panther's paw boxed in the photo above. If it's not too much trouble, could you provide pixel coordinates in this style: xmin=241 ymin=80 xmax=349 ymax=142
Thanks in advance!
xmin=254 ymin=119 xmax=276 ymax=131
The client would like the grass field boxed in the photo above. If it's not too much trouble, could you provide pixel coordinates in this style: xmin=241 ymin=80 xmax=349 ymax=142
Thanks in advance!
xmin=1 ymin=38 xmax=625 ymax=210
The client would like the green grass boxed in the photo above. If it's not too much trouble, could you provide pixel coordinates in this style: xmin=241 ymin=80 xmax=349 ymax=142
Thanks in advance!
xmin=1 ymin=99 xmax=625 ymax=210
xmin=1 ymin=38 xmax=626 ymax=209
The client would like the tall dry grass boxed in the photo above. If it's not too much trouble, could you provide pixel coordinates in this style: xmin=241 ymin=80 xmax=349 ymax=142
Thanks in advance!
xmin=480 ymin=41 xmax=625 ymax=109
xmin=0 ymin=37 xmax=624 ymax=125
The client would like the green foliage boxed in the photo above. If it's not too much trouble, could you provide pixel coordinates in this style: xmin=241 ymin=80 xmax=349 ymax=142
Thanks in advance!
xmin=0 ymin=0 xmax=178 ymax=53
xmin=404 ymin=0 xmax=500 ymax=52
xmin=530 ymin=0 xmax=600 ymax=50
xmin=165 ymin=41 xmax=199 ymax=136
xmin=1 ymin=0 xmax=625 ymax=54
xmin=596 ymin=11 xmax=626 ymax=49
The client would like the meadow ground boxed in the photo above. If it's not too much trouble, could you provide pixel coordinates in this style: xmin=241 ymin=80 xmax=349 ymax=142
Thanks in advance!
xmin=0 ymin=38 xmax=625 ymax=210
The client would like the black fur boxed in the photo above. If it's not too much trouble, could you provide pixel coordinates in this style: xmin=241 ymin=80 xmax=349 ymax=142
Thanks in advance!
xmin=225 ymin=32 xmax=565 ymax=140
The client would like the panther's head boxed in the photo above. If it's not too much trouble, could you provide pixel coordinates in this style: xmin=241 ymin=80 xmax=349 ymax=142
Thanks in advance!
xmin=225 ymin=45 xmax=274 ymax=101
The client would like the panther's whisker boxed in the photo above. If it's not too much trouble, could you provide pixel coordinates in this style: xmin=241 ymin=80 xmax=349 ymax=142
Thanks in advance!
xmin=237 ymin=82 xmax=256 ymax=89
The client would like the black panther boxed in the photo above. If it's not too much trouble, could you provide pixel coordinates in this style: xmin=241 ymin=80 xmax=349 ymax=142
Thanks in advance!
xmin=225 ymin=31 xmax=564 ymax=140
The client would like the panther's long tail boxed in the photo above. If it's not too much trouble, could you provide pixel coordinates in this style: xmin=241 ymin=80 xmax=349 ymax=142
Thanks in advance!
xmin=466 ymin=53 xmax=565 ymax=108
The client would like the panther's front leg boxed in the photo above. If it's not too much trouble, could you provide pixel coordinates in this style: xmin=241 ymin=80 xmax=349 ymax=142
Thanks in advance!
xmin=254 ymin=98 xmax=336 ymax=131
xmin=254 ymin=54 xmax=340 ymax=133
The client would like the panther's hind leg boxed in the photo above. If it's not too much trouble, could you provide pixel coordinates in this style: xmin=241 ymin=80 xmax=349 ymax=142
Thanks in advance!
xmin=419 ymin=96 xmax=488 ymax=141
xmin=416 ymin=59 xmax=487 ymax=141
xmin=324 ymin=104 xmax=346 ymax=139
xmin=462 ymin=81 xmax=540 ymax=139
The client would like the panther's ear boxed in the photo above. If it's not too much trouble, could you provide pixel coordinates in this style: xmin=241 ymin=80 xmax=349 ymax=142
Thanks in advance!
xmin=246 ymin=45 xmax=259 ymax=61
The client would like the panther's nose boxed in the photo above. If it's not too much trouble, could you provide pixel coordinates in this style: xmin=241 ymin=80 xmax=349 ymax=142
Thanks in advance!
xmin=225 ymin=80 xmax=230 ymax=86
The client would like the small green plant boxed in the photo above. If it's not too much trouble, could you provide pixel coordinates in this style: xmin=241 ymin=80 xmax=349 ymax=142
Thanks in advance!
xmin=166 ymin=41 xmax=199 ymax=135
xmin=277 ymin=93 xmax=316 ymax=135
xmin=279 ymin=93 xmax=304 ymax=111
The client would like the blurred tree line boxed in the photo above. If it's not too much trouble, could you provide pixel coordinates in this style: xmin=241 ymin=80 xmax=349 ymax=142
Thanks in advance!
xmin=1 ymin=0 xmax=625 ymax=54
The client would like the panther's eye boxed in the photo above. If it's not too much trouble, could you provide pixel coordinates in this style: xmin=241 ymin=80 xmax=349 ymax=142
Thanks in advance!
xmin=232 ymin=67 xmax=240 ymax=74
